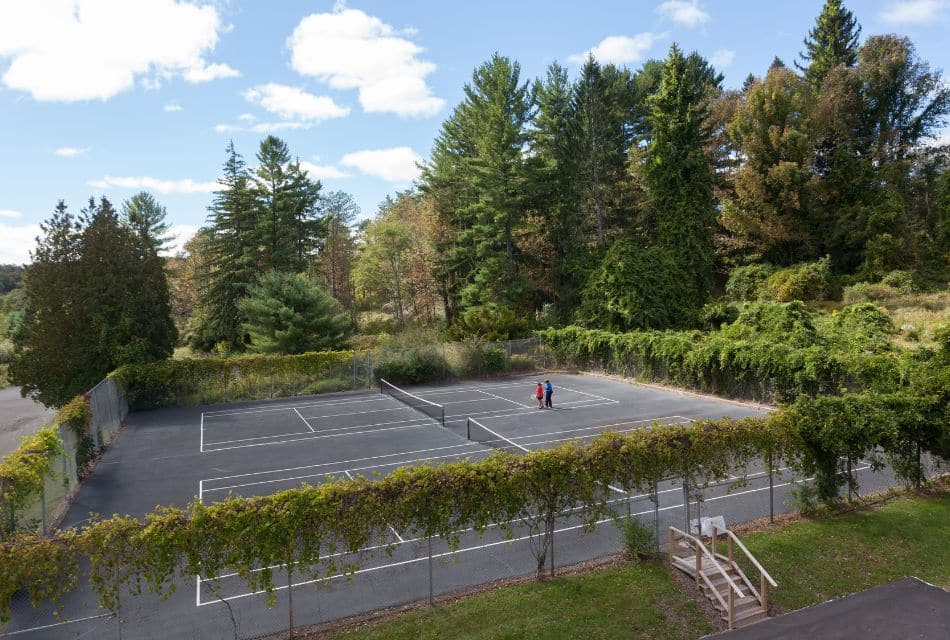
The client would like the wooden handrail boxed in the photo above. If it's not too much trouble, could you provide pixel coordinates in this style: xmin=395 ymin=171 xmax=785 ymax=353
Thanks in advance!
xmin=716 ymin=527 xmax=778 ymax=588
xmin=699 ymin=568 xmax=730 ymax=613
xmin=669 ymin=526 xmax=744 ymax=597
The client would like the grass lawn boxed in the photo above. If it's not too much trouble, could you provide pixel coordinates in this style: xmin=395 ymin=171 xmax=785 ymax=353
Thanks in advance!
xmin=329 ymin=561 xmax=712 ymax=640
xmin=322 ymin=488 xmax=949 ymax=640
xmin=735 ymin=488 xmax=950 ymax=612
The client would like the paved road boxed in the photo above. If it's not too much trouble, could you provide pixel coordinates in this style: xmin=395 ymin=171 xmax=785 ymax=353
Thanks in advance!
xmin=0 ymin=386 xmax=57 ymax=458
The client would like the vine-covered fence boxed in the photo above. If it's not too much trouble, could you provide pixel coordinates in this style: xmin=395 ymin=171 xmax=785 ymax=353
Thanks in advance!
xmin=1 ymin=395 xmax=947 ymax=633
xmin=0 ymin=378 xmax=127 ymax=538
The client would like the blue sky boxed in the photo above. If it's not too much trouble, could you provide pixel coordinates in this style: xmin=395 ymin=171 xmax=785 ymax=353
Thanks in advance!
xmin=1 ymin=0 xmax=948 ymax=263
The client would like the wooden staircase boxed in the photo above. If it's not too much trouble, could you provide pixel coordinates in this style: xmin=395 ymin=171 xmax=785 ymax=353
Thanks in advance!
xmin=668 ymin=525 xmax=777 ymax=630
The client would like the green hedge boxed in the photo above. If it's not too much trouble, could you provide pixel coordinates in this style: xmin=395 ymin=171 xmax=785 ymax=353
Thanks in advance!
xmin=539 ymin=304 xmax=914 ymax=403
xmin=111 ymin=350 xmax=361 ymax=409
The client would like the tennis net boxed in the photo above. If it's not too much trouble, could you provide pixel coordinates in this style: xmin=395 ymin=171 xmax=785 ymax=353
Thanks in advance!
xmin=466 ymin=418 xmax=529 ymax=454
xmin=380 ymin=379 xmax=445 ymax=428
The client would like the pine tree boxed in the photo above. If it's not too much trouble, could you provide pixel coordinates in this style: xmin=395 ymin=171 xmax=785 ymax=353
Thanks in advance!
xmin=527 ymin=62 xmax=586 ymax=320
xmin=252 ymin=136 xmax=324 ymax=273
xmin=420 ymin=54 xmax=532 ymax=313
xmin=645 ymin=44 xmax=718 ymax=308
xmin=238 ymin=271 xmax=350 ymax=354
xmin=797 ymin=0 xmax=861 ymax=91
xmin=192 ymin=141 xmax=258 ymax=350
xmin=572 ymin=55 xmax=637 ymax=245
xmin=121 ymin=191 xmax=172 ymax=253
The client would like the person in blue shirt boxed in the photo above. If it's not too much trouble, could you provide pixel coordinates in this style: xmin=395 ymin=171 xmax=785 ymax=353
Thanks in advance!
xmin=543 ymin=379 xmax=553 ymax=408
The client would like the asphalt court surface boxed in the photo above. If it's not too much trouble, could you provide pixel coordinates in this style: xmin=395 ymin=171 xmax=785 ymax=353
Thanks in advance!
xmin=4 ymin=373 xmax=900 ymax=639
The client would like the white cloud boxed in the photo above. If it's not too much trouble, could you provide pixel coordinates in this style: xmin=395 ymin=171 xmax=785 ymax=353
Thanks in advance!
xmin=0 ymin=0 xmax=237 ymax=102
xmin=164 ymin=102 xmax=183 ymax=112
xmin=237 ymin=113 xmax=256 ymax=122
xmin=298 ymin=161 xmax=351 ymax=180
xmin=655 ymin=1 xmax=710 ymax=27
xmin=243 ymin=83 xmax=350 ymax=122
xmin=163 ymin=224 xmax=199 ymax=257
xmin=88 ymin=175 xmax=217 ymax=194
xmin=0 ymin=209 xmax=23 ymax=219
xmin=288 ymin=6 xmax=445 ymax=117
xmin=568 ymin=33 xmax=662 ymax=65
xmin=927 ymin=128 xmax=950 ymax=146
xmin=879 ymin=0 xmax=947 ymax=24
xmin=181 ymin=62 xmax=239 ymax=83
xmin=54 ymin=146 xmax=88 ymax=158
xmin=249 ymin=121 xmax=310 ymax=134
xmin=340 ymin=147 xmax=421 ymax=183
xmin=0 ymin=222 xmax=41 ymax=264
xmin=710 ymin=49 xmax=736 ymax=68
xmin=214 ymin=123 xmax=241 ymax=134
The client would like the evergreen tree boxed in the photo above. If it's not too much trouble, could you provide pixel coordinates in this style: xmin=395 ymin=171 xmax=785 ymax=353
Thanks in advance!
xmin=192 ymin=142 xmax=257 ymax=350
xmin=239 ymin=271 xmax=350 ymax=354
xmin=645 ymin=44 xmax=719 ymax=306
xmin=252 ymin=136 xmax=324 ymax=272
xmin=420 ymin=54 xmax=532 ymax=313
xmin=11 ymin=198 xmax=176 ymax=407
xmin=121 ymin=191 xmax=172 ymax=253
xmin=527 ymin=62 xmax=586 ymax=320
xmin=572 ymin=55 xmax=637 ymax=245
xmin=797 ymin=0 xmax=861 ymax=91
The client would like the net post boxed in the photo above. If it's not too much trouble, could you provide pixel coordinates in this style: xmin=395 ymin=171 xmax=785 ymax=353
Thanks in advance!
xmin=466 ymin=418 xmax=471 ymax=440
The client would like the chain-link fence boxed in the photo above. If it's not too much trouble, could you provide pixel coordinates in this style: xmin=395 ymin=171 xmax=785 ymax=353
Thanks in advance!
xmin=1 ymin=376 xmax=127 ymax=538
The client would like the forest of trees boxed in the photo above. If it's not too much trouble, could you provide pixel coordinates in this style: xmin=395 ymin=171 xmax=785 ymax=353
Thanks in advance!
xmin=8 ymin=0 xmax=950 ymax=405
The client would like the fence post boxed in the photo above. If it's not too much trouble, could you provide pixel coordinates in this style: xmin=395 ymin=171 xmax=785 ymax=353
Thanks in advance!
xmin=40 ymin=481 xmax=47 ymax=536
xmin=683 ymin=477 xmax=690 ymax=533
xmin=767 ymin=450 xmax=774 ymax=523
xmin=428 ymin=535 xmax=434 ymax=606
xmin=507 ymin=340 xmax=512 ymax=372
xmin=352 ymin=353 xmax=358 ymax=390
xmin=653 ymin=481 xmax=660 ymax=554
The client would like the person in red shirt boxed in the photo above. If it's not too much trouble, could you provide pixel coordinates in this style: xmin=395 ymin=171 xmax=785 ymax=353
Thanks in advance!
xmin=535 ymin=382 xmax=544 ymax=408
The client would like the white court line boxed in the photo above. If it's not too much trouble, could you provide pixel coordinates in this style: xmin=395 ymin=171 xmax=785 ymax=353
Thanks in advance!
xmin=300 ymin=404 xmax=417 ymax=421
xmin=196 ymin=465 xmax=871 ymax=606
xmin=199 ymin=412 xmax=205 ymax=453
xmin=202 ymin=420 xmax=687 ymax=496
xmin=202 ymin=395 xmax=385 ymax=418
xmin=0 ymin=613 xmax=115 ymax=637
xmin=553 ymin=383 xmax=612 ymax=403
xmin=203 ymin=413 xmax=687 ymax=488
xmin=476 ymin=388 xmax=533 ymax=409
xmin=203 ymin=399 xmax=617 ymax=451
xmin=201 ymin=422 xmax=435 ymax=452
xmin=294 ymin=407 xmax=315 ymax=432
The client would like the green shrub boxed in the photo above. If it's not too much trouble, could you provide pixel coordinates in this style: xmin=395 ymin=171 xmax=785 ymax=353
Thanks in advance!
xmin=454 ymin=304 xmax=531 ymax=340
xmin=615 ymin=515 xmax=655 ymax=560
xmin=759 ymin=257 xmax=837 ymax=302
xmin=699 ymin=302 xmax=739 ymax=330
xmin=0 ymin=341 xmax=12 ymax=365
xmin=577 ymin=240 xmax=697 ymax=331
xmin=509 ymin=354 xmax=537 ymax=372
xmin=880 ymin=270 xmax=917 ymax=294
xmin=726 ymin=264 xmax=777 ymax=301
xmin=373 ymin=347 xmax=448 ymax=385
xmin=828 ymin=303 xmax=897 ymax=352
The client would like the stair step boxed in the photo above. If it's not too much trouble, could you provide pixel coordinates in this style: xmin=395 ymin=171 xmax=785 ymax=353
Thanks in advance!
xmin=709 ymin=595 xmax=758 ymax=611
xmin=724 ymin=606 xmax=769 ymax=624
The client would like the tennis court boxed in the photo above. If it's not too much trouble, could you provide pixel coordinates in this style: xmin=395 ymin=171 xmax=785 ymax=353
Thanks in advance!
xmin=3 ymin=373 xmax=897 ymax=639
